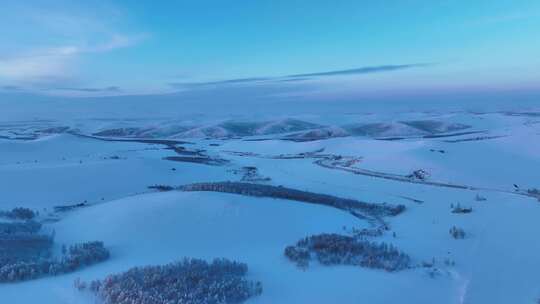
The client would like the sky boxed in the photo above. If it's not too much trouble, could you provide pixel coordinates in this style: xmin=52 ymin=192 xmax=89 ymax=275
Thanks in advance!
xmin=0 ymin=0 xmax=539 ymax=103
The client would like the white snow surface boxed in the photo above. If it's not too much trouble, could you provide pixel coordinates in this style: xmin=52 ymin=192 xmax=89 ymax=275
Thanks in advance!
xmin=1 ymin=110 xmax=540 ymax=303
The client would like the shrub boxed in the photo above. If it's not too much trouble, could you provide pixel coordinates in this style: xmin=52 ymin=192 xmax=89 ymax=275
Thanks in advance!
xmin=77 ymin=258 xmax=262 ymax=304
xmin=474 ymin=194 xmax=487 ymax=202
xmin=0 ymin=219 xmax=54 ymax=265
xmin=528 ymin=188 xmax=540 ymax=195
xmin=407 ymin=169 xmax=430 ymax=181
xmin=54 ymin=203 xmax=88 ymax=212
xmin=528 ymin=188 xmax=540 ymax=201
xmin=449 ymin=226 xmax=466 ymax=239
xmin=148 ymin=184 xmax=174 ymax=192
xmin=0 ymin=241 xmax=110 ymax=283
xmin=0 ymin=207 xmax=36 ymax=220
xmin=284 ymin=233 xmax=410 ymax=272
xmin=61 ymin=242 xmax=110 ymax=272
xmin=451 ymin=203 xmax=472 ymax=214
xmin=180 ymin=182 xmax=405 ymax=219
xmin=351 ymin=227 xmax=384 ymax=238
xmin=0 ymin=220 xmax=42 ymax=234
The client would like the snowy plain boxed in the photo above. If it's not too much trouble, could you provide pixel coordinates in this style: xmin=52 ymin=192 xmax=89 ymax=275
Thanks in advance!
xmin=1 ymin=109 xmax=540 ymax=304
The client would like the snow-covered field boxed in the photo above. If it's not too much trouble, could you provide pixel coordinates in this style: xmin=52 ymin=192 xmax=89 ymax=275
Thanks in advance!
xmin=1 ymin=110 xmax=540 ymax=303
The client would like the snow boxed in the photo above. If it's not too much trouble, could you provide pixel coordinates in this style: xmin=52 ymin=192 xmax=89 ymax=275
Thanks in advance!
xmin=0 ymin=191 xmax=457 ymax=304
xmin=1 ymin=110 xmax=540 ymax=303
xmin=0 ymin=134 xmax=231 ymax=209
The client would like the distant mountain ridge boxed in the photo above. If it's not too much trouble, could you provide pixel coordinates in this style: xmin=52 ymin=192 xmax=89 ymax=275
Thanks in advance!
xmin=0 ymin=116 xmax=476 ymax=141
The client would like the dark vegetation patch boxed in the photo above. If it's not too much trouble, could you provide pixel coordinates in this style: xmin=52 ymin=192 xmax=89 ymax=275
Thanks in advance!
xmin=0 ymin=215 xmax=109 ymax=282
xmin=1 ymin=241 xmax=109 ymax=282
xmin=76 ymin=258 xmax=262 ymax=304
xmin=165 ymin=145 xmax=206 ymax=156
xmin=228 ymin=166 xmax=271 ymax=183
xmin=444 ymin=135 xmax=506 ymax=143
xmin=284 ymin=233 xmax=410 ymax=271
xmin=527 ymin=188 xmax=540 ymax=201
xmin=54 ymin=202 xmax=89 ymax=212
xmin=71 ymin=131 xmax=192 ymax=145
xmin=422 ymin=130 xmax=485 ymax=139
xmin=449 ymin=226 xmax=466 ymax=239
xmin=179 ymin=182 xmax=405 ymax=221
xmin=512 ymin=187 xmax=540 ymax=201
xmin=269 ymin=148 xmax=326 ymax=159
xmin=0 ymin=207 xmax=36 ymax=220
xmin=163 ymin=156 xmax=229 ymax=166
xmin=374 ymin=136 xmax=406 ymax=141
xmin=0 ymin=220 xmax=52 ymax=265
xmin=406 ymin=169 xmax=431 ymax=181
xmin=163 ymin=143 xmax=229 ymax=166
xmin=451 ymin=203 xmax=472 ymax=214
xmin=430 ymin=149 xmax=446 ymax=154
xmin=474 ymin=194 xmax=487 ymax=201
xmin=0 ymin=220 xmax=43 ymax=235
xmin=0 ymin=241 xmax=110 ymax=283
xmin=148 ymin=185 xmax=174 ymax=192
xmin=397 ymin=195 xmax=424 ymax=204
xmin=350 ymin=227 xmax=385 ymax=238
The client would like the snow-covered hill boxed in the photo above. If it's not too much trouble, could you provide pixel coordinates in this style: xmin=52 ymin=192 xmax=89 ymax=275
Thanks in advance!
xmin=1 ymin=110 xmax=540 ymax=303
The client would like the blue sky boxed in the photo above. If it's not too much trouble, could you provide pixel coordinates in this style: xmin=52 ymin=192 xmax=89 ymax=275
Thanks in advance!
xmin=1 ymin=0 xmax=539 ymax=99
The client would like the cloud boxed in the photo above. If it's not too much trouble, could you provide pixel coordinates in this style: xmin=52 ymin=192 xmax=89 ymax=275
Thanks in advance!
xmin=273 ymin=77 xmax=312 ymax=83
xmin=0 ymin=49 xmax=74 ymax=82
xmin=170 ymin=77 xmax=271 ymax=89
xmin=51 ymin=86 xmax=121 ymax=93
xmin=287 ymin=64 xmax=428 ymax=78
xmin=170 ymin=63 xmax=429 ymax=90
xmin=1 ymin=1 xmax=124 ymax=41
xmin=79 ymin=33 xmax=148 ymax=53
xmin=0 ymin=2 xmax=145 ymax=93
xmin=1 ymin=85 xmax=21 ymax=91
xmin=0 ymin=33 xmax=144 ymax=82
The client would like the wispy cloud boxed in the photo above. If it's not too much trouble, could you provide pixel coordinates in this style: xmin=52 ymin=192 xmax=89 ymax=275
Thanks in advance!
xmin=51 ymin=86 xmax=121 ymax=93
xmin=71 ymin=33 xmax=148 ymax=54
xmin=0 ymin=38 xmax=141 ymax=88
xmin=0 ymin=2 xmax=145 ymax=94
xmin=1 ymin=85 xmax=21 ymax=91
xmin=273 ymin=77 xmax=312 ymax=83
xmin=170 ymin=63 xmax=429 ymax=90
xmin=287 ymin=64 xmax=428 ymax=78
xmin=0 ymin=48 xmax=75 ymax=82
xmin=171 ymin=77 xmax=271 ymax=88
